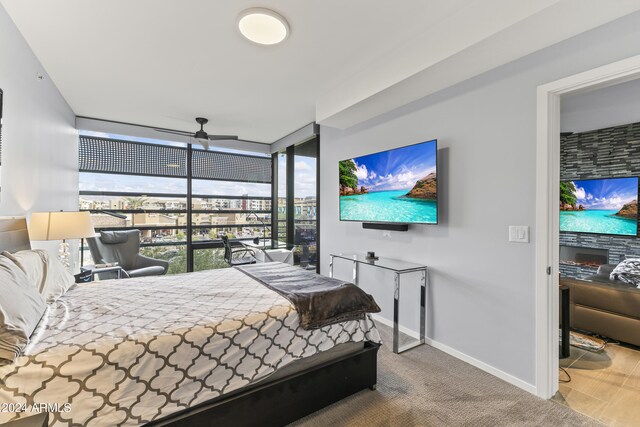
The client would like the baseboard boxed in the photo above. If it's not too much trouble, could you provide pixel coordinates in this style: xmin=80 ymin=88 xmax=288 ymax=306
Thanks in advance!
xmin=370 ymin=314 xmax=538 ymax=396
xmin=371 ymin=314 xmax=421 ymax=340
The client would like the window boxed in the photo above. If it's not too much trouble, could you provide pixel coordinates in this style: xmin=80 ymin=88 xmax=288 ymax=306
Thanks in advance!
xmin=79 ymin=133 xmax=272 ymax=273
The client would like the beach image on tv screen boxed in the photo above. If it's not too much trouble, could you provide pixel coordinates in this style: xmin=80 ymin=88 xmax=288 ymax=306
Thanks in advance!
xmin=560 ymin=177 xmax=638 ymax=236
xmin=339 ymin=140 xmax=437 ymax=224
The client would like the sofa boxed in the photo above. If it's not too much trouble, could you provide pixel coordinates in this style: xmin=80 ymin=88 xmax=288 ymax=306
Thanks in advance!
xmin=562 ymin=264 xmax=640 ymax=347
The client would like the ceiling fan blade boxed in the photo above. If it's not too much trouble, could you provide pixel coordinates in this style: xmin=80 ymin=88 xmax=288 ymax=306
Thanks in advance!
xmin=208 ymin=135 xmax=239 ymax=141
xmin=154 ymin=128 xmax=194 ymax=137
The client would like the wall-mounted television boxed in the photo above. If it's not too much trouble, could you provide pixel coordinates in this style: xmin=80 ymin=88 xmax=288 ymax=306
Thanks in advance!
xmin=560 ymin=177 xmax=638 ymax=236
xmin=339 ymin=139 xmax=437 ymax=224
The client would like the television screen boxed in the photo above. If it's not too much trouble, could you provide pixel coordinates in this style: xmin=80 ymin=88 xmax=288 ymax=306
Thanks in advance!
xmin=339 ymin=139 xmax=437 ymax=224
xmin=560 ymin=177 xmax=638 ymax=236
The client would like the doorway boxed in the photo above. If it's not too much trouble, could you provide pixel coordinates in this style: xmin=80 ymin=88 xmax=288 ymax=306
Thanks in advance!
xmin=535 ymin=54 xmax=640 ymax=400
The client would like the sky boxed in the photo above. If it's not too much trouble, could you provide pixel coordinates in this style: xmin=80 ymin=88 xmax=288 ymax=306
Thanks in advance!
xmin=79 ymin=173 xmax=272 ymax=197
xmin=277 ymin=153 xmax=317 ymax=198
xmin=570 ymin=177 xmax=638 ymax=209
xmin=79 ymin=131 xmax=317 ymax=198
xmin=348 ymin=140 xmax=436 ymax=192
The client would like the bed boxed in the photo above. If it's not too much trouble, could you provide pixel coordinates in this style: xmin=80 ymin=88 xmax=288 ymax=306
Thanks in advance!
xmin=0 ymin=218 xmax=381 ymax=426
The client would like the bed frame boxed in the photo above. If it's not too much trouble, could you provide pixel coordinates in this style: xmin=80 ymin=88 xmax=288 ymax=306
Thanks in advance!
xmin=0 ymin=217 xmax=380 ymax=427
xmin=152 ymin=342 xmax=379 ymax=427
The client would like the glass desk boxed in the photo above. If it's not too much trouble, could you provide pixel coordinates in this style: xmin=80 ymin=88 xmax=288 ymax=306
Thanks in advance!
xmin=329 ymin=253 xmax=428 ymax=354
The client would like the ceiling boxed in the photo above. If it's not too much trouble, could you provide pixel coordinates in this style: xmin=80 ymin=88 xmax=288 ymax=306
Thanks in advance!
xmin=2 ymin=0 xmax=640 ymax=143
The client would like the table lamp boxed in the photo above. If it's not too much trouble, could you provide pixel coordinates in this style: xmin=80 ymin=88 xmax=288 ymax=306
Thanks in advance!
xmin=29 ymin=211 xmax=95 ymax=270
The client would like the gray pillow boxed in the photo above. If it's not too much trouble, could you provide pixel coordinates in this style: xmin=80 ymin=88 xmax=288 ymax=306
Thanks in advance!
xmin=0 ymin=255 xmax=47 ymax=365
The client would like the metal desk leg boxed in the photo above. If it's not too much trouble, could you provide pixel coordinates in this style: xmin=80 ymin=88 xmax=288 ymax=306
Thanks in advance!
xmin=393 ymin=272 xmax=400 ymax=354
xmin=420 ymin=269 xmax=426 ymax=343
xmin=329 ymin=255 xmax=334 ymax=278
xmin=353 ymin=261 xmax=359 ymax=286
xmin=395 ymin=269 xmax=427 ymax=354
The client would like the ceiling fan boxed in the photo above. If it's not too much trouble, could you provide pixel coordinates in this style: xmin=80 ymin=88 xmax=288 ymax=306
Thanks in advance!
xmin=154 ymin=117 xmax=238 ymax=150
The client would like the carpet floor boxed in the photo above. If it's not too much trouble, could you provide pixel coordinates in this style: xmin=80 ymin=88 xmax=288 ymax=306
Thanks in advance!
xmin=290 ymin=324 xmax=601 ymax=427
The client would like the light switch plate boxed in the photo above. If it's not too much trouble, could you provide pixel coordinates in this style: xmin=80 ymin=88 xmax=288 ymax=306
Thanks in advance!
xmin=509 ymin=226 xmax=529 ymax=243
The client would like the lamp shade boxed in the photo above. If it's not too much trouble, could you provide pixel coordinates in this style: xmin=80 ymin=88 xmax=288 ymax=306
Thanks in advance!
xmin=29 ymin=211 xmax=95 ymax=241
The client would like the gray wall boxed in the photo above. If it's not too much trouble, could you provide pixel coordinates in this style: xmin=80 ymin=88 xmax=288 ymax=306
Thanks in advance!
xmin=561 ymin=78 xmax=640 ymax=133
xmin=0 ymin=5 xmax=78 ymax=259
xmin=559 ymin=122 xmax=640 ymax=279
xmin=320 ymin=11 xmax=640 ymax=387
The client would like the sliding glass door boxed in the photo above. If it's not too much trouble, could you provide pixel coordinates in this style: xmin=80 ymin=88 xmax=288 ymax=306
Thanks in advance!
xmin=274 ymin=152 xmax=288 ymax=242
xmin=293 ymin=138 xmax=318 ymax=270
xmin=273 ymin=137 xmax=319 ymax=272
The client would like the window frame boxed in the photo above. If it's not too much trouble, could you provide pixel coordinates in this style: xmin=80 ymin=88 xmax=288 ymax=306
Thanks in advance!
xmin=79 ymin=136 xmax=273 ymax=273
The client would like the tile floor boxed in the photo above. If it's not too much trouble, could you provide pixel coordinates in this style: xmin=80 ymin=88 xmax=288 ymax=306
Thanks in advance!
xmin=553 ymin=342 xmax=640 ymax=426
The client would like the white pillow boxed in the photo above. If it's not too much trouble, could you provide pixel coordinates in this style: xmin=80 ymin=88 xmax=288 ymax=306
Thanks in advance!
xmin=0 ymin=255 xmax=47 ymax=365
xmin=2 ymin=250 xmax=75 ymax=303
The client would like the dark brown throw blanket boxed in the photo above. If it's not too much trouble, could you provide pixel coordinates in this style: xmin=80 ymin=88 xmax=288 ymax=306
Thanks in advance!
xmin=235 ymin=262 xmax=381 ymax=330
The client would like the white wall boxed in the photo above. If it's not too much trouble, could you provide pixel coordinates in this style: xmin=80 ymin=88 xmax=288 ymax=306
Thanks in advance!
xmin=320 ymin=11 xmax=640 ymax=389
xmin=561 ymin=77 xmax=640 ymax=133
xmin=0 ymin=5 xmax=78 ymax=259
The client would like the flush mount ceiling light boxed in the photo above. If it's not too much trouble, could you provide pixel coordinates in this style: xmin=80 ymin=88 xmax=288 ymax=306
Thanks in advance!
xmin=238 ymin=8 xmax=289 ymax=45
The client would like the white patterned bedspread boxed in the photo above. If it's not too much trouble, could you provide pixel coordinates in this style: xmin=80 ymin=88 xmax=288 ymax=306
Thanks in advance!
xmin=0 ymin=267 xmax=381 ymax=426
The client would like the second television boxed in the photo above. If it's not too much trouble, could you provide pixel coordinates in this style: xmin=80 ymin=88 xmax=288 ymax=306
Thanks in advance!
xmin=560 ymin=176 xmax=638 ymax=236
xmin=339 ymin=139 xmax=437 ymax=224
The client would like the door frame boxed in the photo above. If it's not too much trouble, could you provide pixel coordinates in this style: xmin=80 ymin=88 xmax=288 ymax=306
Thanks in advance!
xmin=535 ymin=54 xmax=640 ymax=399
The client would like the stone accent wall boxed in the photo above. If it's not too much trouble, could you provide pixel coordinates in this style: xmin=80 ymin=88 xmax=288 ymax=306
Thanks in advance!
xmin=560 ymin=122 xmax=640 ymax=280
xmin=559 ymin=233 xmax=640 ymax=279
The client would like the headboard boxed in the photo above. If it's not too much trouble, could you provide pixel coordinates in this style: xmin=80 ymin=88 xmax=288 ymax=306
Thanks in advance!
xmin=0 ymin=217 xmax=31 ymax=253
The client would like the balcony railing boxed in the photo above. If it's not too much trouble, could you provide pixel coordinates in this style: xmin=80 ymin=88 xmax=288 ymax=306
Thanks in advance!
xmin=80 ymin=191 xmax=319 ymax=274
xmin=80 ymin=190 xmax=280 ymax=273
